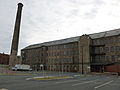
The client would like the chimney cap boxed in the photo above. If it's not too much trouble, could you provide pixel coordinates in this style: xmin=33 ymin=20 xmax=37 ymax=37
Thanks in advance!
xmin=18 ymin=3 xmax=23 ymax=7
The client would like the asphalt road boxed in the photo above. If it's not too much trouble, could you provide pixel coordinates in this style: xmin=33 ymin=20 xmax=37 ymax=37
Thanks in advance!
xmin=0 ymin=72 xmax=120 ymax=90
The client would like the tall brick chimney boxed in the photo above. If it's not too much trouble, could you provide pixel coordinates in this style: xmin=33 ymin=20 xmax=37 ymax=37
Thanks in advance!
xmin=9 ymin=3 xmax=23 ymax=66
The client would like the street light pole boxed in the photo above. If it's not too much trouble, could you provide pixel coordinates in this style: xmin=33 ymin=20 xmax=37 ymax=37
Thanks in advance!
xmin=40 ymin=64 xmax=44 ymax=77
xmin=43 ymin=66 xmax=44 ymax=77
xmin=62 ymin=60 xmax=64 ymax=75
xmin=81 ymin=46 xmax=84 ymax=74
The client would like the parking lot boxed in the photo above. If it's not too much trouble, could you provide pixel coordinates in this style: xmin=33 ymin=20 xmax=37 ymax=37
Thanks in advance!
xmin=0 ymin=71 xmax=120 ymax=90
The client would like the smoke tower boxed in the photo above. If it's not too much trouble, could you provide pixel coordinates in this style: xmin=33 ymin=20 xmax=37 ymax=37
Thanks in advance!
xmin=9 ymin=3 xmax=23 ymax=66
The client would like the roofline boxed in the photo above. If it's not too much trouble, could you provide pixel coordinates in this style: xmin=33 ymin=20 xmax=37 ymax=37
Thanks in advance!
xmin=21 ymin=41 xmax=78 ymax=50
xmin=22 ymin=28 xmax=120 ymax=50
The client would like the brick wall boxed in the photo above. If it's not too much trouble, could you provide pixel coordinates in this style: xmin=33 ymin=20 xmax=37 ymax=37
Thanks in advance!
xmin=0 ymin=53 xmax=9 ymax=65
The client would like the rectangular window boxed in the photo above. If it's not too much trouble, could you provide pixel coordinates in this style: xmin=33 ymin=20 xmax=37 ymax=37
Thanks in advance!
xmin=105 ymin=47 xmax=109 ymax=53
xmin=110 ymin=46 xmax=115 ymax=52
xmin=106 ymin=56 xmax=110 ymax=61
xmin=111 ymin=55 xmax=115 ymax=61
xmin=115 ymin=46 xmax=120 ymax=52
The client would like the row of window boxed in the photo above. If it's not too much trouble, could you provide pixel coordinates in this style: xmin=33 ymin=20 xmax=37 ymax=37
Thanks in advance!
xmin=92 ymin=55 xmax=120 ymax=62
xmin=46 ymin=65 xmax=79 ymax=70
xmin=23 ymin=49 xmax=79 ymax=58
xmin=47 ymin=50 xmax=78 ymax=56
xmin=23 ymin=43 xmax=78 ymax=53
xmin=48 ymin=43 xmax=78 ymax=50
xmin=47 ymin=58 xmax=78 ymax=64
xmin=93 ymin=46 xmax=120 ymax=53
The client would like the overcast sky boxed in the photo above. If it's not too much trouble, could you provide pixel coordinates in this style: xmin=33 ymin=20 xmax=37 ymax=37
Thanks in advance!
xmin=1 ymin=0 xmax=120 ymax=55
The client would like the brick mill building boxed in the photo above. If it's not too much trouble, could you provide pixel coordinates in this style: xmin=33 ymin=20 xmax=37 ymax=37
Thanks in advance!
xmin=0 ymin=53 xmax=9 ymax=65
xmin=21 ymin=29 xmax=120 ymax=73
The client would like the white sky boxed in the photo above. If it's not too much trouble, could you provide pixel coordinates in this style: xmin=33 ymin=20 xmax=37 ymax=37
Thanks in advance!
xmin=1 ymin=0 xmax=120 ymax=55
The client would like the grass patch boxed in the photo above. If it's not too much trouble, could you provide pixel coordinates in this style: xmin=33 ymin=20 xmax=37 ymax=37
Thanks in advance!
xmin=0 ymin=73 xmax=34 ymax=76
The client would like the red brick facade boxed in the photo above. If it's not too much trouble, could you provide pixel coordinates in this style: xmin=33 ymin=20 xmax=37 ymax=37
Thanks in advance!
xmin=105 ymin=64 xmax=120 ymax=72
xmin=0 ymin=53 xmax=9 ymax=65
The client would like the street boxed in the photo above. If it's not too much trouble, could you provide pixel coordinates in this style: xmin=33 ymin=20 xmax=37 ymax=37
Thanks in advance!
xmin=0 ymin=72 xmax=120 ymax=90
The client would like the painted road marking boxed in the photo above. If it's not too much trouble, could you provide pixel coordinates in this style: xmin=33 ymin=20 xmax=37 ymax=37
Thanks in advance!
xmin=72 ymin=79 xmax=98 ymax=86
xmin=56 ymin=80 xmax=79 ymax=84
xmin=74 ymin=75 xmax=81 ymax=77
xmin=0 ymin=88 xmax=8 ymax=90
xmin=26 ymin=78 xmax=32 ymax=80
xmin=94 ymin=80 xmax=113 ymax=89
xmin=26 ymin=76 xmax=52 ymax=80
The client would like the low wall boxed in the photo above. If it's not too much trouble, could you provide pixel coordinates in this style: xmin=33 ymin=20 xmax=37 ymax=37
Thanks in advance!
xmin=105 ymin=64 xmax=120 ymax=72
